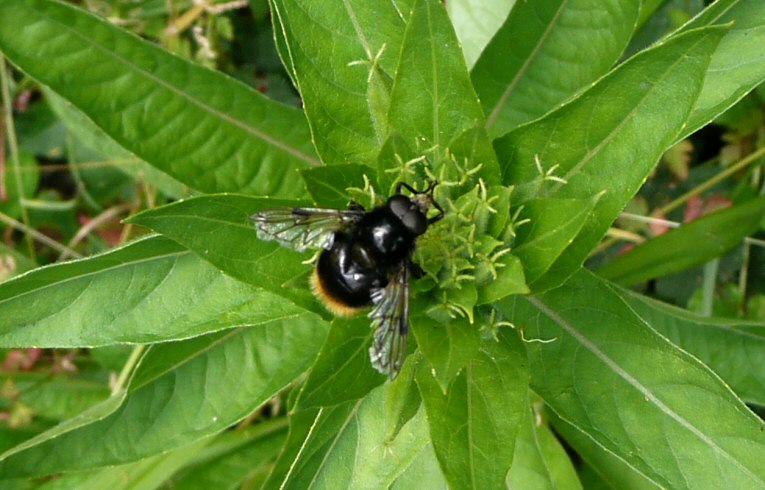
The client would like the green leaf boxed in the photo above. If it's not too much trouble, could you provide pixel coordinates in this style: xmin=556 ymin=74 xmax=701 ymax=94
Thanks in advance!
xmin=387 ymin=0 xmax=500 ymax=184
xmin=264 ymin=387 xmax=431 ymax=489
xmin=43 ymin=88 xmax=188 ymax=199
xmin=296 ymin=317 xmax=384 ymax=410
xmin=301 ymin=164 xmax=375 ymax=208
xmin=443 ymin=125 xmax=503 ymax=187
xmin=447 ymin=0 xmax=515 ymax=69
xmin=269 ymin=0 xmax=412 ymax=164
xmin=473 ymin=0 xmax=640 ymax=138
xmin=260 ymin=407 xmax=319 ymax=489
xmin=390 ymin=443 xmax=448 ymax=489
xmin=598 ymin=196 xmax=765 ymax=285
xmin=35 ymin=437 xmax=211 ymax=490
xmin=169 ymin=419 xmax=287 ymax=490
xmin=548 ymin=409 xmax=660 ymax=490
xmin=638 ymin=0 xmax=676 ymax=29
xmin=621 ymin=289 xmax=765 ymax=406
xmin=382 ymin=356 xmax=422 ymax=441
xmin=476 ymin=253 xmax=528 ymax=305
xmin=413 ymin=314 xmax=481 ymax=390
xmin=0 ymin=0 xmax=318 ymax=197
xmin=680 ymin=0 xmax=765 ymax=138
xmin=0 ymin=235 xmax=303 ymax=347
xmin=15 ymin=373 xmax=110 ymax=421
xmin=626 ymin=0 xmax=703 ymax=57
xmin=512 ymin=195 xmax=601 ymax=286
xmin=495 ymin=26 xmax=727 ymax=291
xmin=507 ymin=404 xmax=583 ymax=490
xmin=0 ymin=389 xmax=127 ymax=463
xmin=0 ymin=316 xmax=328 ymax=478
xmin=416 ymin=330 xmax=529 ymax=489
xmin=375 ymin=132 xmax=421 ymax=195
xmin=128 ymin=195 xmax=323 ymax=314
xmin=498 ymin=269 xmax=765 ymax=488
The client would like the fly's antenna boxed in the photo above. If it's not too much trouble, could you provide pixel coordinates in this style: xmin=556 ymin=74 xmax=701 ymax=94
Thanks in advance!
xmin=424 ymin=180 xmax=444 ymax=224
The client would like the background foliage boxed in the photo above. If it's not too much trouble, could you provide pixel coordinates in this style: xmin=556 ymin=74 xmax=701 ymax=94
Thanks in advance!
xmin=1 ymin=0 xmax=765 ymax=488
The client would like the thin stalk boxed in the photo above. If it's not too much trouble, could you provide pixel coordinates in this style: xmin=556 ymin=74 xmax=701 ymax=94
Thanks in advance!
xmin=59 ymin=201 xmax=137 ymax=261
xmin=617 ymin=213 xmax=765 ymax=249
xmin=700 ymin=259 xmax=719 ymax=317
xmin=0 ymin=56 xmax=35 ymax=260
xmin=654 ymin=146 xmax=765 ymax=217
xmin=618 ymin=212 xmax=681 ymax=229
xmin=0 ymin=210 xmax=81 ymax=258
xmin=604 ymin=227 xmax=645 ymax=244
xmin=112 ymin=344 xmax=146 ymax=395
xmin=738 ymin=241 xmax=750 ymax=316
xmin=66 ymin=133 xmax=102 ymax=212
xmin=167 ymin=1 xmax=207 ymax=36
xmin=119 ymin=198 xmax=142 ymax=245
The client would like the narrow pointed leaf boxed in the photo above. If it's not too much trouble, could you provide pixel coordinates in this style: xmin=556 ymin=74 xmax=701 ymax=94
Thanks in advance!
xmin=260 ymin=408 xmax=320 ymax=489
xmin=412 ymin=315 xmax=481 ymax=390
xmin=0 ymin=389 xmax=127 ymax=462
xmin=507 ymin=404 xmax=582 ymax=490
xmin=297 ymin=317 xmax=384 ymax=410
xmin=0 ymin=0 xmax=318 ymax=197
xmin=0 ymin=236 xmax=302 ymax=347
xmin=598 ymin=196 xmax=765 ymax=285
xmin=621 ymin=289 xmax=765 ymax=406
xmin=170 ymin=419 xmax=288 ymax=490
xmin=387 ymin=0 xmax=500 ymax=184
xmin=447 ymin=0 xmax=515 ymax=69
xmin=476 ymin=253 xmax=528 ymax=305
xmin=0 ymin=316 xmax=328 ymax=478
xmin=301 ymin=164 xmax=375 ymax=208
xmin=14 ymin=372 xmax=110 ymax=421
xmin=265 ymin=388 xmax=431 ymax=489
xmin=44 ymin=88 xmax=188 ymax=199
xmin=390 ymin=443 xmax=448 ymax=488
xmin=513 ymin=195 xmax=601 ymax=285
xmin=495 ymin=27 xmax=726 ymax=291
xmin=498 ymin=270 xmax=765 ymax=488
xmin=548 ymin=409 xmax=661 ymax=490
xmin=382 ymin=357 xmax=422 ymax=441
xmin=269 ymin=0 xmax=413 ymax=163
xmin=34 ymin=437 xmax=211 ymax=490
xmin=416 ymin=330 xmax=528 ymax=489
xmin=473 ymin=0 xmax=640 ymax=137
xmin=128 ymin=195 xmax=324 ymax=314
xmin=680 ymin=0 xmax=765 ymax=138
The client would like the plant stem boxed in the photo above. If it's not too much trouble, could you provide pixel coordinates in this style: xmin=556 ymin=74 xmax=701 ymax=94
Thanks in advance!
xmin=654 ymin=146 xmax=765 ymax=218
xmin=0 ymin=56 xmax=35 ymax=260
xmin=700 ymin=259 xmax=719 ymax=317
xmin=58 ymin=200 xmax=137 ymax=261
xmin=112 ymin=344 xmax=146 ymax=395
xmin=0 ymin=210 xmax=81 ymax=258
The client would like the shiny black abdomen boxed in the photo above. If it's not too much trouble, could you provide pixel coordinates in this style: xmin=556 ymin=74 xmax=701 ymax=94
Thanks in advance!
xmin=316 ymin=208 xmax=416 ymax=307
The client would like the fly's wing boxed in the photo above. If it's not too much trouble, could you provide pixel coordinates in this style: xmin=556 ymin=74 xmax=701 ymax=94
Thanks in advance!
xmin=252 ymin=207 xmax=363 ymax=252
xmin=368 ymin=264 xmax=409 ymax=379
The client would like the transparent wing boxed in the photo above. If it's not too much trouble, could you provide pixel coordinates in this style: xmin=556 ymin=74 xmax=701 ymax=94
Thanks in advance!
xmin=368 ymin=264 xmax=410 ymax=379
xmin=252 ymin=207 xmax=362 ymax=252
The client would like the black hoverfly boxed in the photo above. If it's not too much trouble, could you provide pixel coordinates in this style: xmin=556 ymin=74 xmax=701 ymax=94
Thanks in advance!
xmin=252 ymin=181 xmax=444 ymax=379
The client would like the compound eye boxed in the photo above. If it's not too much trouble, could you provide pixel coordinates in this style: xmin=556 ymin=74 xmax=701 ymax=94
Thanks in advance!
xmin=402 ymin=210 xmax=427 ymax=235
xmin=388 ymin=195 xmax=411 ymax=220
xmin=388 ymin=195 xmax=427 ymax=234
